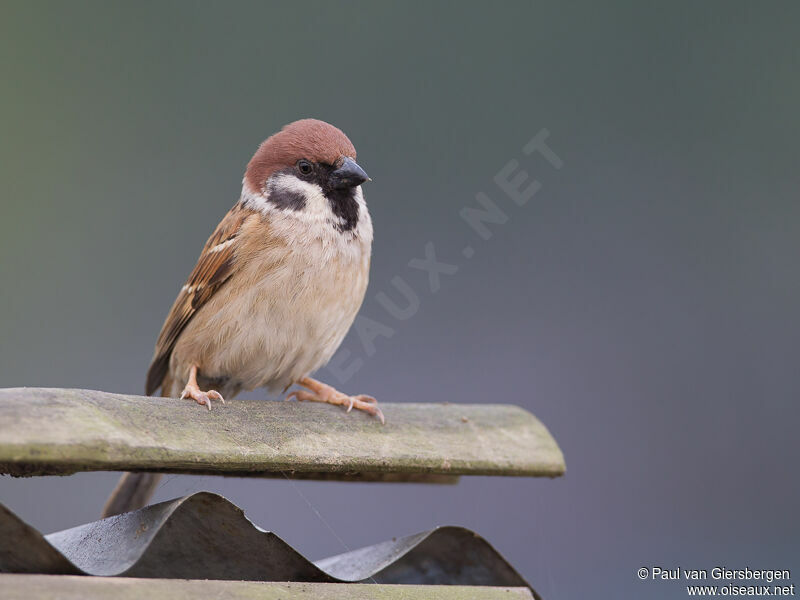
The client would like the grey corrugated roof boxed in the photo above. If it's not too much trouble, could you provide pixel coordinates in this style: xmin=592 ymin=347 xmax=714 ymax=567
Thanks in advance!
xmin=0 ymin=492 xmax=541 ymax=599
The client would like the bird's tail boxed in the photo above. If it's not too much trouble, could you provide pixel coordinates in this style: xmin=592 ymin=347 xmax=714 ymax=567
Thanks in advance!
xmin=101 ymin=373 xmax=175 ymax=518
xmin=101 ymin=472 xmax=163 ymax=518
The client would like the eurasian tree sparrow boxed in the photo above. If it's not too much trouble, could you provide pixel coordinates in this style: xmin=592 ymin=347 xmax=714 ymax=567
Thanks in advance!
xmin=103 ymin=119 xmax=379 ymax=517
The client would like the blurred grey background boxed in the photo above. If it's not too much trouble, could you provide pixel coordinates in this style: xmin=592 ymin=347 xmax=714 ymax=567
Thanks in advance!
xmin=1 ymin=1 xmax=798 ymax=598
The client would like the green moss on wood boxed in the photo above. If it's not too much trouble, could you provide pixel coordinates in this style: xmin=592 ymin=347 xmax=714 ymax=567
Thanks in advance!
xmin=0 ymin=388 xmax=565 ymax=480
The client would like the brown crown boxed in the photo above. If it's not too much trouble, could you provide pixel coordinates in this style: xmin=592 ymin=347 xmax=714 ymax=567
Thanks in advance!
xmin=245 ymin=119 xmax=357 ymax=191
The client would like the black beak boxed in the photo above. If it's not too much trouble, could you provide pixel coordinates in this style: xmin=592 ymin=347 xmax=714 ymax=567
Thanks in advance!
xmin=329 ymin=157 xmax=370 ymax=189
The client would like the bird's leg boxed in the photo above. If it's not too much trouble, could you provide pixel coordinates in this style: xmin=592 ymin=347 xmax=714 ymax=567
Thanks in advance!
xmin=287 ymin=377 xmax=384 ymax=424
xmin=179 ymin=365 xmax=225 ymax=410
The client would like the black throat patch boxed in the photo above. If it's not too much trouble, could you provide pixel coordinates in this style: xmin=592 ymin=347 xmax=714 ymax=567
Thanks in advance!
xmin=325 ymin=186 xmax=360 ymax=232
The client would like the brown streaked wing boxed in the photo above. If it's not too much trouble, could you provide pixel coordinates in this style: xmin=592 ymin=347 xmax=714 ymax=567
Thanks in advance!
xmin=145 ymin=203 xmax=250 ymax=395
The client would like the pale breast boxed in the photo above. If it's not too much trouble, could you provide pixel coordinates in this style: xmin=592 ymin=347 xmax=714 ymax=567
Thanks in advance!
xmin=170 ymin=202 xmax=372 ymax=396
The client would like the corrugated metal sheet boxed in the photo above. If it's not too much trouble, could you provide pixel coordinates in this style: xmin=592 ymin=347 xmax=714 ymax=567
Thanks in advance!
xmin=0 ymin=492 xmax=541 ymax=599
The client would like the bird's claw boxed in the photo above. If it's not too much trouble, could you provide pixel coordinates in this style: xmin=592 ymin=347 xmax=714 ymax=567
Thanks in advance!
xmin=180 ymin=385 xmax=225 ymax=410
xmin=286 ymin=386 xmax=384 ymax=424
xmin=370 ymin=405 xmax=386 ymax=426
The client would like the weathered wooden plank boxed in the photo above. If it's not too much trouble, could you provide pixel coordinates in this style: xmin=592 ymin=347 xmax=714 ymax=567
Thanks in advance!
xmin=0 ymin=575 xmax=536 ymax=600
xmin=0 ymin=387 xmax=565 ymax=480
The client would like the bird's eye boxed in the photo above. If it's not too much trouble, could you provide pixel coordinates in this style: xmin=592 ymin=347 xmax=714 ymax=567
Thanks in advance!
xmin=297 ymin=160 xmax=313 ymax=175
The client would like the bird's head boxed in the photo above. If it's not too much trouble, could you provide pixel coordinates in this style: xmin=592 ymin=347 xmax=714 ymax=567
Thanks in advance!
xmin=243 ymin=119 xmax=369 ymax=232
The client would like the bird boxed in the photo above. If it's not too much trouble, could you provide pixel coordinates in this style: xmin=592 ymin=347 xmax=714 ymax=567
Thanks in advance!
xmin=102 ymin=119 xmax=380 ymax=518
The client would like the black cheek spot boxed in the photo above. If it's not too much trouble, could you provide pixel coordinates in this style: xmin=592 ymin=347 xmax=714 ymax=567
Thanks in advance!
xmin=269 ymin=187 xmax=306 ymax=211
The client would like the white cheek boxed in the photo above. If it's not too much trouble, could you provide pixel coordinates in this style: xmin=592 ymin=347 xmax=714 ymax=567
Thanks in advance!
xmin=271 ymin=174 xmax=331 ymax=221
xmin=241 ymin=174 xmax=334 ymax=225
xmin=239 ymin=176 xmax=373 ymax=259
